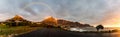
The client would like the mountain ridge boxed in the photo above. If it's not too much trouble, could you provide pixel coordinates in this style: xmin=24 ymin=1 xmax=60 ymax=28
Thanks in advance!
xmin=0 ymin=15 xmax=93 ymax=28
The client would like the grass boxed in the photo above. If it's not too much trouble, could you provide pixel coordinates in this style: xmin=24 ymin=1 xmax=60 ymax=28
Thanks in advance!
xmin=0 ymin=24 xmax=41 ymax=37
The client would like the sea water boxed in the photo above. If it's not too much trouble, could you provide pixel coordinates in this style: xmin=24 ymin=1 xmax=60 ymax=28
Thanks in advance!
xmin=70 ymin=27 xmax=120 ymax=37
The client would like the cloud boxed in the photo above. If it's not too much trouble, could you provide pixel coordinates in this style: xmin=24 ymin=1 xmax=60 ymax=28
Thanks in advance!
xmin=0 ymin=0 xmax=120 ymax=26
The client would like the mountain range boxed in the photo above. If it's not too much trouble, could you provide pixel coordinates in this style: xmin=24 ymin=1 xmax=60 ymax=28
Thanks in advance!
xmin=0 ymin=15 xmax=93 ymax=28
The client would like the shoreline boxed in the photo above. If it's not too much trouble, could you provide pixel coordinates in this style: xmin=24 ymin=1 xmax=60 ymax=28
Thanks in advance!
xmin=66 ymin=29 xmax=118 ymax=33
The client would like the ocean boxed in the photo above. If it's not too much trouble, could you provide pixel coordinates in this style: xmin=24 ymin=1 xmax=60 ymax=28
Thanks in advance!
xmin=69 ymin=27 xmax=120 ymax=37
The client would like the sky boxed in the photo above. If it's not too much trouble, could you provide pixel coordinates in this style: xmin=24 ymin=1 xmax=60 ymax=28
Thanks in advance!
xmin=0 ymin=0 xmax=120 ymax=27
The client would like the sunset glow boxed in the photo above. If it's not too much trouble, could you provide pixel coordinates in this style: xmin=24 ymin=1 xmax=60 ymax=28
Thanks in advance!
xmin=103 ymin=17 xmax=120 ymax=27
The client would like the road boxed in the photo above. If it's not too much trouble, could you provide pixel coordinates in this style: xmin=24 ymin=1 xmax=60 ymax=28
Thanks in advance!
xmin=15 ymin=28 xmax=111 ymax=37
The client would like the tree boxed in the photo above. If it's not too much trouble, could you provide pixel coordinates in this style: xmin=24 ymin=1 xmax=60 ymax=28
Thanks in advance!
xmin=96 ymin=24 xmax=104 ymax=31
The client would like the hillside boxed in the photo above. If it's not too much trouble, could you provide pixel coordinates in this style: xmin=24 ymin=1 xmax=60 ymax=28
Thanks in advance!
xmin=2 ymin=15 xmax=32 ymax=26
xmin=41 ymin=16 xmax=93 ymax=28
xmin=0 ymin=15 xmax=93 ymax=28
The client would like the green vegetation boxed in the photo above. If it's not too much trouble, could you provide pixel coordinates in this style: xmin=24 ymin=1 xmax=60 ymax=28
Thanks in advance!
xmin=96 ymin=24 xmax=104 ymax=31
xmin=0 ymin=24 xmax=41 ymax=37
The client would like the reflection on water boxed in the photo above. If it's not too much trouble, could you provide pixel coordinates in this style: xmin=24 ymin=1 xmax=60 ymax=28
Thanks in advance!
xmin=87 ymin=28 xmax=120 ymax=37
xmin=77 ymin=31 xmax=120 ymax=37
xmin=103 ymin=27 xmax=120 ymax=37
xmin=70 ymin=27 xmax=120 ymax=37
xmin=111 ymin=31 xmax=120 ymax=37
